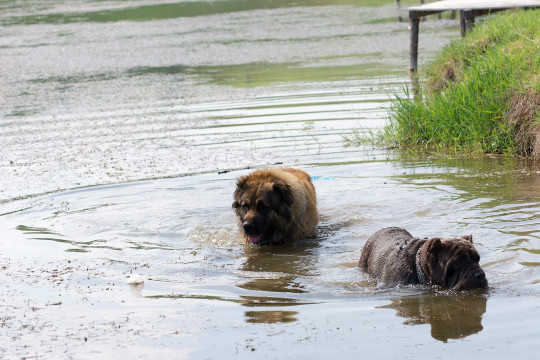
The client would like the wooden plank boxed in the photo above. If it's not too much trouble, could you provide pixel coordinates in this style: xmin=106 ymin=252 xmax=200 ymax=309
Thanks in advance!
xmin=408 ymin=0 xmax=540 ymax=12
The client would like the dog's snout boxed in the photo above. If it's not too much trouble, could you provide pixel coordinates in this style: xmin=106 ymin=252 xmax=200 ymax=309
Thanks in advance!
xmin=243 ymin=221 xmax=255 ymax=233
xmin=474 ymin=270 xmax=485 ymax=279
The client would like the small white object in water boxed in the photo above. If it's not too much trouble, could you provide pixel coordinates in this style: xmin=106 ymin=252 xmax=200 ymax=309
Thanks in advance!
xmin=127 ymin=274 xmax=145 ymax=284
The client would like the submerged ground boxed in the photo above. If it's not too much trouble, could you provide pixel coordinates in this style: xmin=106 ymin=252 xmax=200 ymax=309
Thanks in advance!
xmin=1 ymin=1 xmax=540 ymax=359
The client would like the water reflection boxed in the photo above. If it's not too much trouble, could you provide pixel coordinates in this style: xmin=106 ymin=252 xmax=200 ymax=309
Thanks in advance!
xmin=237 ymin=241 xmax=320 ymax=293
xmin=380 ymin=292 xmax=487 ymax=342
xmin=394 ymin=153 xmax=540 ymax=201
xmin=240 ymin=296 xmax=311 ymax=307
xmin=240 ymin=295 xmax=308 ymax=324
xmin=16 ymin=224 xmax=122 ymax=252
xmin=245 ymin=310 xmax=299 ymax=324
xmin=127 ymin=62 xmax=402 ymax=88
xmin=128 ymin=283 xmax=145 ymax=298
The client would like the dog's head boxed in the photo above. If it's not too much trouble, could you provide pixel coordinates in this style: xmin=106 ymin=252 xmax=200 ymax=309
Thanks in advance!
xmin=422 ymin=235 xmax=488 ymax=290
xmin=232 ymin=174 xmax=293 ymax=245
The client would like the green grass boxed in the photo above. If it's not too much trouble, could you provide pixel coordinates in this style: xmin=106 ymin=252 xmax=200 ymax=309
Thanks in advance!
xmin=384 ymin=9 xmax=540 ymax=159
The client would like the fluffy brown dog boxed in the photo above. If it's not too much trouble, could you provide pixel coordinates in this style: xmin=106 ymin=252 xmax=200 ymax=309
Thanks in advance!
xmin=359 ymin=227 xmax=488 ymax=290
xmin=232 ymin=167 xmax=318 ymax=245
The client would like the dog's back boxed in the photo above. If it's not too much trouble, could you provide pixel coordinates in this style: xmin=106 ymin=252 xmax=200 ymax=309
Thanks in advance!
xmin=359 ymin=227 xmax=424 ymax=287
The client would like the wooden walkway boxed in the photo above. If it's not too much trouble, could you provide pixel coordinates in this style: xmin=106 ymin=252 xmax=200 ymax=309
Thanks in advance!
xmin=407 ymin=0 xmax=540 ymax=77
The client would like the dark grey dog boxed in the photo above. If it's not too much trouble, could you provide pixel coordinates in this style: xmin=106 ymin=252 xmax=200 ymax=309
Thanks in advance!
xmin=359 ymin=227 xmax=488 ymax=290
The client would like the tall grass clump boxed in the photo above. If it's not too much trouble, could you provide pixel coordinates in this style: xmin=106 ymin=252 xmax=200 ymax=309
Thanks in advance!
xmin=386 ymin=9 xmax=540 ymax=159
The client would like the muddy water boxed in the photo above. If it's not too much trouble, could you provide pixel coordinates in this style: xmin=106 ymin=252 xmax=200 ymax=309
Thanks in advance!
xmin=1 ymin=1 xmax=540 ymax=359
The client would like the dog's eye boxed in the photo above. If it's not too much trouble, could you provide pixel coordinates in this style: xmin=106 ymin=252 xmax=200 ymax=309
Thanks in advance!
xmin=257 ymin=202 xmax=269 ymax=212
xmin=241 ymin=204 xmax=250 ymax=211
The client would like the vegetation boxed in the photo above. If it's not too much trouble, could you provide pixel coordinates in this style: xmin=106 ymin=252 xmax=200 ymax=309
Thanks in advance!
xmin=385 ymin=9 xmax=540 ymax=159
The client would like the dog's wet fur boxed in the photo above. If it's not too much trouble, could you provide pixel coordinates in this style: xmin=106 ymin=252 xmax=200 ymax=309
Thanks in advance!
xmin=359 ymin=227 xmax=488 ymax=290
xmin=232 ymin=167 xmax=318 ymax=245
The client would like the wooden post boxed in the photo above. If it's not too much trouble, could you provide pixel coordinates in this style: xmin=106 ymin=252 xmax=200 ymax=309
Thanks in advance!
xmin=396 ymin=0 xmax=403 ymax=22
xmin=464 ymin=10 xmax=475 ymax=33
xmin=409 ymin=11 xmax=420 ymax=96
xmin=409 ymin=11 xmax=420 ymax=78
xmin=460 ymin=10 xmax=475 ymax=36
xmin=459 ymin=10 xmax=465 ymax=36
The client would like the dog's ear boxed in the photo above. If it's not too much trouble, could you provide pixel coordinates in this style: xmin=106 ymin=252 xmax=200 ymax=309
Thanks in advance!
xmin=427 ymin=238 xmax=442 ymax=257
xmin=233 ymin=176 xmax=248 ymax=199
xmin=273 ymin=182 xmax=294 ymax=206
xmin=461 ymin=234 xmax=473 ymax=243
xmin=236 ymin=176 xmax=248 ymax=190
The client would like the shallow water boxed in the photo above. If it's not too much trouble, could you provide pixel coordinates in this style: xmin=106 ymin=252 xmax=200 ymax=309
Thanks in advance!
xmin=2 ymin=1 xmax=540 ymax=359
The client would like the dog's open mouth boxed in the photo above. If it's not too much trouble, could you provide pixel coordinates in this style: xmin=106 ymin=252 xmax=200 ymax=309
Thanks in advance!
xmin=247 ymin=234 xmax=262 ymax=244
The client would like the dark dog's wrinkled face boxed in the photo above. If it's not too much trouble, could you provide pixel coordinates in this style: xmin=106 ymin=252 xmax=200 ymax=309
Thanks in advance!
xmin=425 ymin=235 xmax=488 ymax=290
xmin=232 ymin=176 xmax=293 ymax=245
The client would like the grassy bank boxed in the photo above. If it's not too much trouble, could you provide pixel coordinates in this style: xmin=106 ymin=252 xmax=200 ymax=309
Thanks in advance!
xmin=385 ymin=9 xmax=540 ymax=159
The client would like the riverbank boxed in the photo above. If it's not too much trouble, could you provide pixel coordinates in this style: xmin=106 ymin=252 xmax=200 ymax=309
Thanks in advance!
xmin=385 ymin=9 xmax=540 ymax=159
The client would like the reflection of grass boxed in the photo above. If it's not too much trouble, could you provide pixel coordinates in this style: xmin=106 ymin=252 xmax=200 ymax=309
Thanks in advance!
xmin=520 ymin=262 xmax=540 ymax=267
xmin=245 ymin=310 xmax=298 ymax=323
xmin=33 ymin=61 xmax=402 ymax=90
xmin=387 ymin=152 xmax=535 ymax=205
xmin=195 ymin=62 xmax=402 ymax=88
xmin=303 ymin=120 xmax=315 ymax=131
xmin=136 ymin=61 xmax=402 ymax=88
xmin=342 ymin=126 xmax=384 ymax=147
xmin=33 ymin=45 xmax=404 ymax=90
xmin=7 ymin=108 xmax=39 ymax=118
